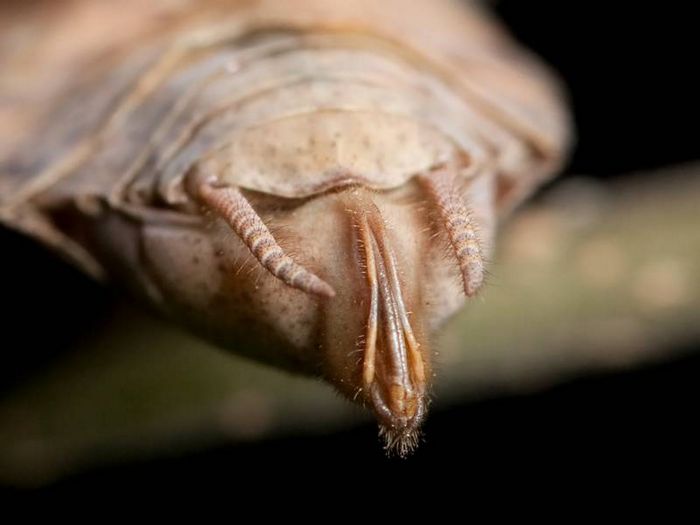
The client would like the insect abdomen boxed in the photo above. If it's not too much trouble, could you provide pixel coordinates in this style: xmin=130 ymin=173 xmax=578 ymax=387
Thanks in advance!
xmin=0 ymin=0 xmax=572 ymax=456
xmin=108 ymin=30 xmax=502 ymax=208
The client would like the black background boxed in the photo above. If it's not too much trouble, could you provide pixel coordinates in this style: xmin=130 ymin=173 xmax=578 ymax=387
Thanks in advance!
xmin=1 ymin=1 xmax=698 ymax=490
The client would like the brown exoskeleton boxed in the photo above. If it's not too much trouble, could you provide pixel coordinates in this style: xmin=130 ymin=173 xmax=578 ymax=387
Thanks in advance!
xmin=0 ymin=0 xmax=571 ymax=454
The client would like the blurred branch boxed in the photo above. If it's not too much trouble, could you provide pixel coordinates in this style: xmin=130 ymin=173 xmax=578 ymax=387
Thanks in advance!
xmin=1 ymin=164 xmax=699 ymax=486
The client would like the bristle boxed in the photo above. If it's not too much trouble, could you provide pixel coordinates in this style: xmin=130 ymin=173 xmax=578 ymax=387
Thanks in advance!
xmin=379 ymin=425 xmax=421 ymax=458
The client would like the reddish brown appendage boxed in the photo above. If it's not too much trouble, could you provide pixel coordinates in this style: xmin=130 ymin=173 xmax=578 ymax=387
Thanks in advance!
xmin=196 ymin=178 xmax=335 ymax=298
xmin=352 ymin=198 xmax=427 ymax=456
xmin=420 ymin=169 xmax=485 ymax=297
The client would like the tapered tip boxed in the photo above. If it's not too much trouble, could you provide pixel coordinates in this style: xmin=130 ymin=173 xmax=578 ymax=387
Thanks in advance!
xmin=307 ymin=276 xmax=336 ymax=298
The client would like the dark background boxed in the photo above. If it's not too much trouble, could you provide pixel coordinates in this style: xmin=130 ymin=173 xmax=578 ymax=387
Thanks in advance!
xmin=2 ymin=1 xmax=698 ymax=490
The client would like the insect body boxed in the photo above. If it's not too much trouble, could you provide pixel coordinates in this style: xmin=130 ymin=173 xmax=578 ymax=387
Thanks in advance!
xmin=0 ymin=0 xmax=570 ymax=454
